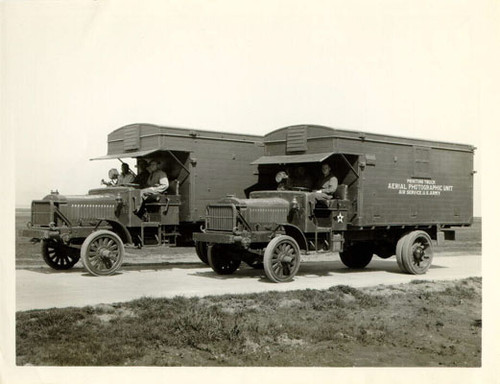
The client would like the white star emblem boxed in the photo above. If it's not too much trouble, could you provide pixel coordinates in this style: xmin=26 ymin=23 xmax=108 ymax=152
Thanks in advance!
xmin=337 ymin=213 xmax=344 ymax=223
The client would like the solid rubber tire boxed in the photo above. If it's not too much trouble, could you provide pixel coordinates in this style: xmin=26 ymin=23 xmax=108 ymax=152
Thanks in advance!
xmin=339 ymin=243 xmax=373 ymax=269
xmin=263 ymin=235 xmax=301 ymax=283
xmin=396 ymin=233 xmax=410 ymax=273
xmin=195 ymin=241 xmax=209 ymax=265
xmin=207 ymin=244 xmax=241 ymax=275
xmin=41 ymin=239 xmax=80 ymax=270
xmin=81 ymin=230 xmax=124 ymax=276
xmin=401 ymin=230 xmax=434 ymax=275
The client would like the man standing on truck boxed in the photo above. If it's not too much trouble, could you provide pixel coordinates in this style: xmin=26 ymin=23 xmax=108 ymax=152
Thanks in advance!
xmin=134 ymin=160 xmax=169 ymax=219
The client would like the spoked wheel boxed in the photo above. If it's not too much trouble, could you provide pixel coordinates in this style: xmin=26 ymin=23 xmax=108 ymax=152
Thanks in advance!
xmin=41 ymin=239 xmax=80 ymax=270
xmin=195 ymin=241 xmax=209 ymax=265
xmin=208 ymin=244 xmax=241 ymax=275
xmin=263 ymin=235 xmax=301 ymax=283
xmin=339 ymin=242 xmax=373 ymax=269
xmin=81 ymin=230 xmax=124 ymax=276
xmin=400 ymin=230 xmax=434 ymax=274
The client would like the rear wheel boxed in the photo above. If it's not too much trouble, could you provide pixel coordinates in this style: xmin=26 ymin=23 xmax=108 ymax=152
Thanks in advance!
xmin=208 ymin=244 xmax=241 ymax=275
xmin=396 ymin=233 xmax=410 ymax=273
xmin=263 ymin=236 xmax=301 ymax=283
xmin=41 ymin=239 xmax=80 ymax=270
xmin=401 ymin=230 xmax=434 ymax=274
xmin=194 ymin=241 xmax=209 ymax=265
xmin=339 ymin=242 xmax=373 ymax=269
xmin=81 ymin=230 xmax=124 ymax=276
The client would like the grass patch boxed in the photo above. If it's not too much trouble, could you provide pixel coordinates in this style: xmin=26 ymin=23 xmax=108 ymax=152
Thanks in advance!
xmin=17 ymin=278 xmax=481 ymax=367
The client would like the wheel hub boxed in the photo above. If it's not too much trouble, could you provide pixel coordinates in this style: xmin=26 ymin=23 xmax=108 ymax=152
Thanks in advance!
xmin=412 ymin=243 xmax=429 ymax=263
xmin=276 ymin=248 xmax=294 ymax=264
xmin=98 ymin=247 xmax=112 ymax=257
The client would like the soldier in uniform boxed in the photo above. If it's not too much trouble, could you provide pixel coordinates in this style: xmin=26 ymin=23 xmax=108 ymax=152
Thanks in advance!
xmin=134 ymin=160 xmax=169 ymax=219
xmin=117 ymin=163 xmax=135 ymax=185
xmin=314 ymin=162 xmax=338 ymax=206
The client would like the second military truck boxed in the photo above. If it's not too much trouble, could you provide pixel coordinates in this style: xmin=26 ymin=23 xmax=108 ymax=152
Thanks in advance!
xmin=194 ymin=124 xmax=475 ymax=282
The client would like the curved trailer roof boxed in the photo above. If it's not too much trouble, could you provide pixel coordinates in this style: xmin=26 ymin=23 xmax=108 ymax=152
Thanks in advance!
xmin=263 ymin=124 xmax=475 ymax=152
xmin=91 ymin=123 xmax=263 ymax=161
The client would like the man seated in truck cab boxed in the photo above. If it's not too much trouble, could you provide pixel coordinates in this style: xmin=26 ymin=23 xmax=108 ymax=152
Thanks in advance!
xmin=101 ymin=168 xmax=119 ymax=186
xmin=134 ymin=160 xmax=169 ymax=218
xmin=313 ymin=162 xmax=338 ymax=205
xmin=276 ymin=170 xmax=290 ymax=190
xmin=132 ymin=159 xmax=150 ymax=189
xmin=117 ymin=163 xmax=135 ymax=185
xmin=101 ymin=163 xmax=135 ymax=187
xmin=275 ymin=166 xmax=313 ymax=191
xmin=290 ymin=166 xmax=313 ymax=191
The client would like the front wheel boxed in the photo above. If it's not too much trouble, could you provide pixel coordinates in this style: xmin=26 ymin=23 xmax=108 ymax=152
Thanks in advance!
xmin=81 ymin=230 xmax=124 ymax=276
xmin=263 ymin=235 xmax=301 ymax=283
xmin=208 ymin=244 xmax=241 ymax=275
xmin=41 ymin=240 xmax=80 ymax=270
xmin=339 ymin=242 xmax=373 ymax=269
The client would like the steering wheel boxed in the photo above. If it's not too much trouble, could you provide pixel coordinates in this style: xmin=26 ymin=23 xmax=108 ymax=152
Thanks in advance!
xmin=291 ymin=187 xmax=311 ymax=192
xmin=121 ymin=183 xmax=140 ymax=188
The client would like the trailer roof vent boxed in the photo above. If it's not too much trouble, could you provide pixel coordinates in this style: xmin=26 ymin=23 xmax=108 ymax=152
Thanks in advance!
xmin=123 ymin=125 xmax=140 ymax=151
xmin=286 ymin=126 xmax=307 ymax=153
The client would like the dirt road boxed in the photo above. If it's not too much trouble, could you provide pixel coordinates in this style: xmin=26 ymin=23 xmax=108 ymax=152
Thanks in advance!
xmin=16 ymin=252 xmax=481 ymax=311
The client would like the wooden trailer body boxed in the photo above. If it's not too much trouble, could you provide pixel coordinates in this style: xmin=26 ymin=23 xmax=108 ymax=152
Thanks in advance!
xmin=255 ymin=125 xmax=474 ymax=229
xmin=97 ymin=123 xmax=264 ymax=225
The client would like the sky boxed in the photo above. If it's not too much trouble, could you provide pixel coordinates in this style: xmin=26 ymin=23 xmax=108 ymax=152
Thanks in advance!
xmin=1 ymin=1 xmax=499 ymax=382
xmin=2 ymin=0 xmax=494 ymax=215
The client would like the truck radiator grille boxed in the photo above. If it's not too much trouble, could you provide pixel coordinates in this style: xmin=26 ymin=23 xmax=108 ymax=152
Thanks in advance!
xmin=206 ymin=205 xmax=236 ymax=231
xmin=31 ymin=201 xmax=53 ymax=225
xmin=248 ymin=208 xmax=288 ymax=224
xmin=68 ymin=204 xmax=116 ymax=221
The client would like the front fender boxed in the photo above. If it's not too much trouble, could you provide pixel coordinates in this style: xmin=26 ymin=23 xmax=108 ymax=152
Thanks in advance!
xmin=279 ymin=223 xmax=308 ymax=252
xmin=98 ymin=219 xmax=133 ymax=245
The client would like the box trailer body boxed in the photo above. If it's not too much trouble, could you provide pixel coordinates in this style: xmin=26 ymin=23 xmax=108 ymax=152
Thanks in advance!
xmin=194 ymin=124 xmax=475 ymax=282
xmin=99 ymin=123 xmax=264 ymax=225
xmin=258 ymin=125 xmax=474 ymax=227
xmin=22 ymin=123 xmax=263 ymax=275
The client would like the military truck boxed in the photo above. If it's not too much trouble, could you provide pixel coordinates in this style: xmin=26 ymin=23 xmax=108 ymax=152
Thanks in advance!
xmin=22 ymin=123 xmax=263 ymax=276
xmin=193 ymin=124 xmax=475 ymax=282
